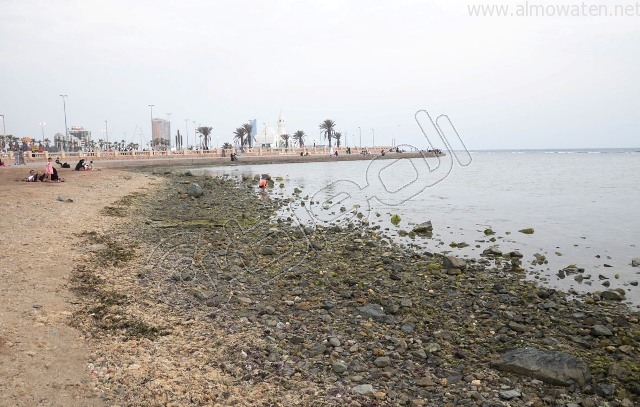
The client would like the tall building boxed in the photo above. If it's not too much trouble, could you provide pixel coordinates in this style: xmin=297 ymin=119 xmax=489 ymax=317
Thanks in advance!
xmin=152 ymin=118 xmax=170 ymax=150
xmin=69 ymin=126 xmax=91 ymax=150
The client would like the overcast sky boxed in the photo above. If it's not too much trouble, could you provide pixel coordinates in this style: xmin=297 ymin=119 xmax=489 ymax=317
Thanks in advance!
xmin=1 ymin=0 xmax=638 ymax=150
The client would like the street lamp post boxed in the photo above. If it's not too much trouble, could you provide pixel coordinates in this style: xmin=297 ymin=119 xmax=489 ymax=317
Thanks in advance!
xmin=148 ymin=104 xmax=154 ymax=149
xmin=371 ymin=128 xmax=375 ymax=148
xmin=105 ymin=120 xmax=109 ymax=146
xmin=40 ymin=122 xmax=46 ymax=140
xmin=358 ymin=126 xmax=361 ymax=148
xmin=193 ymin=121 xmax=197 ymax=149
xmin=184 ymin=119 xmax=189 ymax=150
xmin=60 ymin=95 xmax=68 ymax=150
xmin=166 ymin=113 xmax=171 ymax=150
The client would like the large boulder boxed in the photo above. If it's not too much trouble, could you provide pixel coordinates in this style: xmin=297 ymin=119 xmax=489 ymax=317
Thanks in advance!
xmin=443 ymin=255 xmax=467 ymax=270
xmin=483 ymin=246 xmax=503 ymax=256
xmin=631 ymin=258 xmax=640 ymax=267
xmin=491 ymin=347 xmax=590 ymax=386
xmin=412 ymin=221 xmax=433 ymax=235
xmin=187 ymin=183 xmax=204 ymax=198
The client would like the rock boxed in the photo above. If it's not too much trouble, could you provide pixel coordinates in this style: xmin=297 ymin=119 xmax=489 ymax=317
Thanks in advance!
xmin=259 ymin=246 xmax=276 ymax=255
xmin=412 ymin=221 xmax=433 ymax=235
xmin=57 ymin=195 xmax=73 ymax=203
xmin=443 ymin=255 xmax=467 ymax=270
xmin=416 ymin=377 xmax=436 ymax=387
xmin=594 ymin=382 xmax=616 ymax=398
xmin=491 ymin=347 xmax=590 ymax=386
xmin=307 ymin=343 xmax=327 ymax=357
xmin=374 ymin=356 xmax=391 ymax=368
xmin=499 ymin=390 xmax=521 ymax=400
xmin=400 ymin=298 xmax=412 ymax=307
xmin=328 ymin=337 xmax=341 ymax=347
xmin=187 ymin=183 xmax=204 ymax=198
xmin=332 ymin=360 xmax=348 ymax=373
xmin=508 ymin=321 xmax=527 ymax=333
xmin=519 ymin=228 xmax=535 ymax=234
xmin=482 ymin=246 xmax=502 ymax=256
xmin=510 ymin=251 xmax=524 ymax=258
xmin=632 ymin=258 xmax=640 ymax=267
xmin=591 ymin=325 xmax=613 ymax=337
xmin=356 ymin=303 xmax=397 ymax=324
xmin=601 ymin=290 xmax=625 ymax=301
xmin=352 ymin=384 xmax=375 ymax=396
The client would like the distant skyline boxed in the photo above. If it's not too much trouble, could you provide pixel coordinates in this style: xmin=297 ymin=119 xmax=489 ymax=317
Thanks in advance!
xmin=1 ymin=0 xmax=638 ymax=150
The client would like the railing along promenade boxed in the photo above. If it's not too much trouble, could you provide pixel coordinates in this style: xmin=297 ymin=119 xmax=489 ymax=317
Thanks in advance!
xmin=2 ymin=146 xmax=443 ymax=169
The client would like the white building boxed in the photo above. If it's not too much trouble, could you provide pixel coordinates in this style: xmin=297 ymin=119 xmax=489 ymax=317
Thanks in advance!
xmin=254 ymin=112 xmax=287 ymax=148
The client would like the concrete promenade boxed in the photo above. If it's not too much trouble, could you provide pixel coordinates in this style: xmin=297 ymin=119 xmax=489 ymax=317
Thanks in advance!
xmin=4 ymin=146 xmax=443 ymax=169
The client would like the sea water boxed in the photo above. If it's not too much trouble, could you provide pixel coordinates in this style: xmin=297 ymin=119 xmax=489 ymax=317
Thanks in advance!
xmin=199 ymin=149 xmax=640 ymax=306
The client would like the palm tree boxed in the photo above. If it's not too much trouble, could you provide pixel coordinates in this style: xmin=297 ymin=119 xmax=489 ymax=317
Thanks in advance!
xmin=197 ymin=126 xmax=213 ymax=150
xmin=292 ymin=130 xmax=306 ymax=147
xmin=97 ymin=139 xmax=105 ymax=150
xmin=43 ymin=138 xmax=51 ymax=148
xmin=242 ymin=123 xmax=253 ymax=148
xmin=234 ymin=127 xmax=247 ymax=147
xmin=280 ymin=134 xmax=290 ymax=148
xmin=319 ymin=119 xmax=336 ymax=147
xmin=334 ymin=132 xmax=342 ymax=148
xmin=222 ymin=142 xmax=233 ymax=150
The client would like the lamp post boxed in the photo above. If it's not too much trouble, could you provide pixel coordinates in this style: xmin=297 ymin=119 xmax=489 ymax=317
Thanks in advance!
xmin=40 ymin=122 xmax=46 ymax=147
xmin=166 ymin=113 xmax=171 ymax=150
xmin=184 ymin=119 xmax=189 ymax=150
xmin=105 ymin=120 xmax=109 ymax=146
xmin=60 ymin=95 xmax=68 ymax=150
xmin=358 ymin=126 xmax=361 ymax=148
xmin=193 ymin=121 xmax=197 ymax=149
xmin=371 ymin=128 xmax=374 ymax=148
xmin=148 ymin=104 xmax=154 ymax=149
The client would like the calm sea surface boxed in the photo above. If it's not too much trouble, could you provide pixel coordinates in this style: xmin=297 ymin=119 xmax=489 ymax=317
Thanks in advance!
xmin=197 ymin=149 xmax=640 ymax=307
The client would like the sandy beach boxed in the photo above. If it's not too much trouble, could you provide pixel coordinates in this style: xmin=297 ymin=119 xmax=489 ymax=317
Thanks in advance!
xmin=1 ymin=162 xmax=639 ymax=406
xmin=0 ymin=164 xmax=159 ymax=406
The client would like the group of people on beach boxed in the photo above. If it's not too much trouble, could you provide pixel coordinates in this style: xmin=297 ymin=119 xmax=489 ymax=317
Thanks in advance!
xmin=21 ymin=157 xmax=100 ymax=183
xmin=22 ymin=157 xmax=63 ymax=182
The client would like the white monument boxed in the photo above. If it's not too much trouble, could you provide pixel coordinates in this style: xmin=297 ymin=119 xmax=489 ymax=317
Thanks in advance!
xmin=254 ymin=112 xmax=287 ymax=148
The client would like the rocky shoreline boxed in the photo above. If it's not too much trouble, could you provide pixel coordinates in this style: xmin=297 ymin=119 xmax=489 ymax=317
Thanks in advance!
xmin=71 ymin=171 xmax=640 ymax=406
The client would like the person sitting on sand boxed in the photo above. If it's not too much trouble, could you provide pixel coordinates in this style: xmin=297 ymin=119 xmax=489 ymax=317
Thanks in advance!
xmin=85 ymin=160 xmax=101 ymax=171
xmin=75 ymin=159 xmax=86 ymax=171
xmin=23 ymin=169 xmax=39 ymax=182
xmin=42 ymin=157 xmax=54 ymax=182
xmin=50 ymin=166 xmax=64 ymax=182
xmin=0 ymin=158 xmax=5 ymax=166
xmin=55 ymin=158 xmax=71 ymax=168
